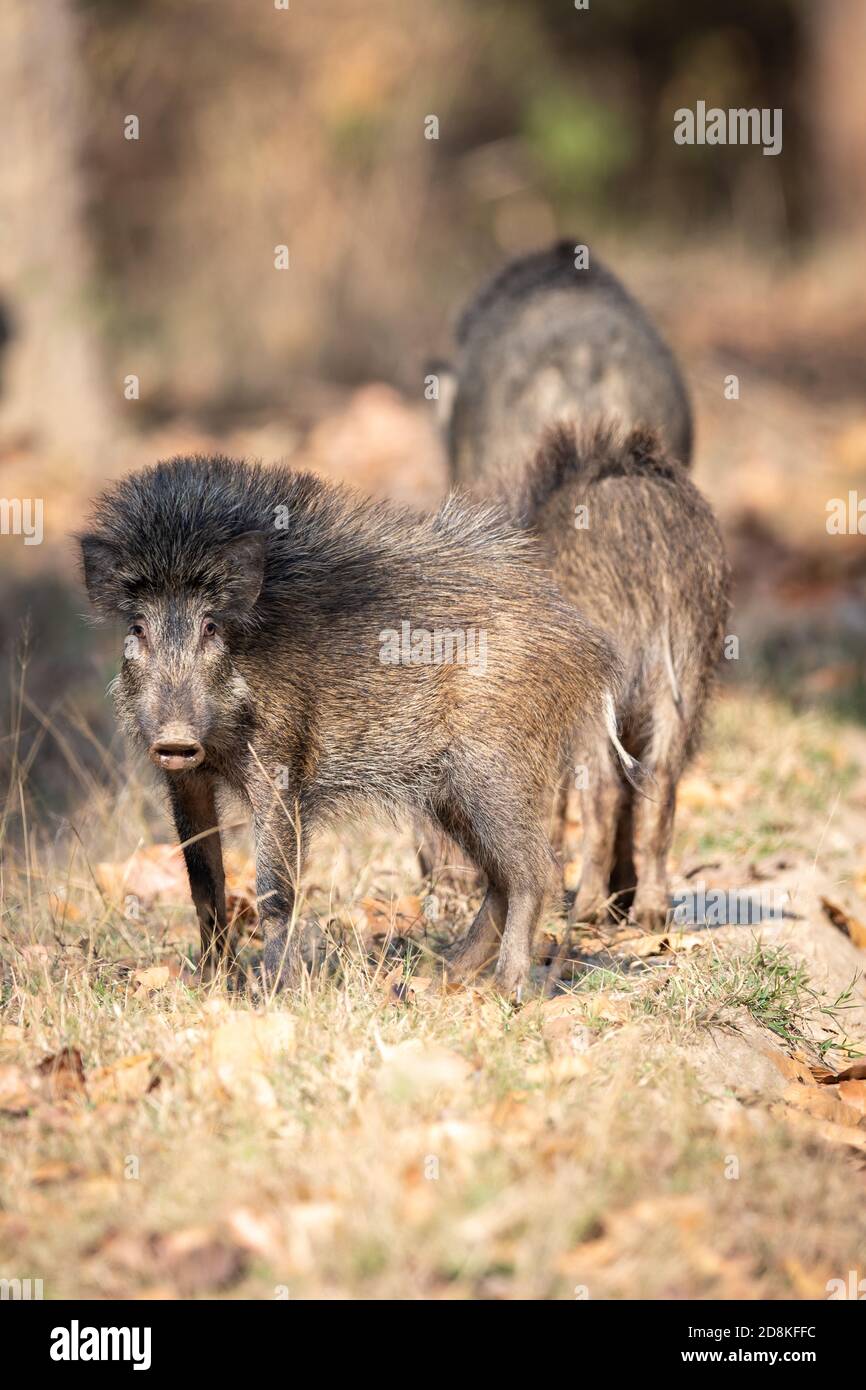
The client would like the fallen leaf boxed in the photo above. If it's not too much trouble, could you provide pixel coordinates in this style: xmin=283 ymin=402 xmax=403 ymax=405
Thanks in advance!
xmin=0 ymin=1063 xmax=36 ymax=1114
xmin=47 ymin=892 xmax=84 ymax=924
xmin=133 ymin=966 xmax=170 ymax=999
xmin=37 ymin=1048 xmax=86 ymax=1102
xmin=820 ymin=896 xmax=866 ymax=950
xmin=583 ymin=991 xmax=632 ymax=1024
xmin=354 ymin=895 xmax=424 ymax=944
xmin=774 ymin=1103 xmax=866 ymax=1153
xmin=615 ymin=933 xmax=667 ymax=958
xmin=194 ymin=1010 xmax=295 ymax=1104
xmin=526 ymin=1052 xmax=592 ymax=1082
xmin=31 ymin=1160 xmax=82 ymax=1185
xmin=678 ymin=775 xmax=740 ymax=812
xmin=153 ymin=1227 xmax=247 ymax=1295
xmin=818 ymin=1059 xmax=866 ymax=1085
xmin=96 ymin=844 xmax=188 ymax=907
xmin=760 ymin=1047 xmax=814 ymax=1085
xmin=781 ymin=1082 xmax=866 ymax=1129
xmin=88 ymin=1052 xmax=160 ymax=1104
xmin=616 ymin=931 xmax=704 ymax=958
xmin=377 ymin=1039 xmax=472 ymax=1098
xmin=837 ymin=1080 xmax=866 ymax=1113
xmin=380 ymin=965 xmax=434 ymax=1005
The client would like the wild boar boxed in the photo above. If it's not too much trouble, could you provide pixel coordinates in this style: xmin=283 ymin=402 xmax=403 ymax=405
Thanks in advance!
xmin=518 ymin=423 xmax=729 ymax=941
xmin=79 ymin=455 xmax=626 ymax=997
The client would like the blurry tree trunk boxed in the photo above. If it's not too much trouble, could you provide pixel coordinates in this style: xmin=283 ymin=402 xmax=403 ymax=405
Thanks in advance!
xmin=809 ymin=0 xmax=866 ymax=243
xmin=0 ymin=0 xmax=113 ymax=456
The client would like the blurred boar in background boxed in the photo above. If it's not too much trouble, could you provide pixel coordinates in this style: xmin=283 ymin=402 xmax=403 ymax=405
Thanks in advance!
xmin=519 ymin=424 xmax=729 ymax=943
xmin=79 ymin=457 xmax=624 ymax=998
xmin=436 ymin=241 xmax=693 ymax=486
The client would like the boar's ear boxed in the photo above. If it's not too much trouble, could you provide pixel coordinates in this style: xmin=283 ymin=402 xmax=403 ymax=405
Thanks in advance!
xmin=218 ymin=530 xmax=266 ymax=613
xmin=80 ymin=535 xmax=125 ymax=616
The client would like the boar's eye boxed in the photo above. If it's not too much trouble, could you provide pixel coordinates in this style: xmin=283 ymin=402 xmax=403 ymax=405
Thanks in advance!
xmin=201 ymin=618 xmax=218 ymax=641
xmin=124 ymin=619 xmax=148 ymax=660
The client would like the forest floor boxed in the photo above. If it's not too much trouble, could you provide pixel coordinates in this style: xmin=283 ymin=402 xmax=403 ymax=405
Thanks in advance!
xmin=2 ymin=688 xmax=866 ymax=1299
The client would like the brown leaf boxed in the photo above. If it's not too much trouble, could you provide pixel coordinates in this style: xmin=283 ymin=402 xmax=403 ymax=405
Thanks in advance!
xmin=87 ymin=1052 xmax=160 ymax=1104
xmin=774 ymin=1103 xmax=866 ymax=1153
xmin=132 ymin=966 xmax=170 ymax=999
xmin=678 ymin=775 xmax=740 ymax=811
xmin=0 ymin=1063 xmax=36 ymax=1114
xmin=616 ymin=931 xmax=703 ymax=958
xmin=96 ymin=844 xmax=188 ymax=907
xmin=194 ymin=1010 xmax=295 ymax=1105
xmin=781 ymin=1082 xmax=866 ymax=1129
xmin=615 ymin=933 xmax=667 ymax=958
xmin=37 ymin=1047 xmax=86 ymax=1102
xmin=31 ymin=1160 xmax=82 ymax=1185
xmin=47 ymin=892 xmax=84 ymax=924
xmin=837 ymin=1080 xmax=866 ymax=1113
xmin=154 ymin=1227 xmax=247 ymax=1295
xmin=761 ymin=1047 xmax=815 ymax=1085
xmin=376 ymin=1039 xmax=472 ymax=1098
xmin=818 ymin=1059 xmax=866 ymax=1085
xmin=356 ymin=894 xmax=424 ymax=943
xmin=820 ymin=896 xmax=866 ymax=950
xmin=380 ymin=965 xmax=434 ymax=1006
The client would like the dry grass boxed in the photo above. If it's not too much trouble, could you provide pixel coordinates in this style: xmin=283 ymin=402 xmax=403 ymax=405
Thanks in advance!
xmin=2 ymin=689 xmax=866 ymax=1300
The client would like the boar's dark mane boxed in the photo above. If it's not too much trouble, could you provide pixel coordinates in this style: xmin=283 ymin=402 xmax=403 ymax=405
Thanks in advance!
xmin=79 ymin=455 xmax=537 ymax=634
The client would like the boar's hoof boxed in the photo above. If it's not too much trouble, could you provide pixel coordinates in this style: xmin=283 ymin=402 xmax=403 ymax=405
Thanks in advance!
xmin=631 ymin=904 xmax=670 ymax=933
xmin=567 ymin=896 xmax=608 ymax=927
xmin=493 ymin=961 xmax=528 ymax=1004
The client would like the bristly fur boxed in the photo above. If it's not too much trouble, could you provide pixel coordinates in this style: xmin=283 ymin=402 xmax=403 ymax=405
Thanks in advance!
xmin=80 ymin=455 xmax=624 ymax=996
xmin=456 ymin=239 xmax=631 ymax=345
xmin=78 ymin=456 xmax=539 ymax=632
xmin=513 ymin=421 xmax=682 ymax=524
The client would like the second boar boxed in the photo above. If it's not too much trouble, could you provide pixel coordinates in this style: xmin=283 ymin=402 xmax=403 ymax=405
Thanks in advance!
xmin=520 ymin=423 xmax=729 ymax=934
xmin=436 ymin=240 xmax=693 ymax=487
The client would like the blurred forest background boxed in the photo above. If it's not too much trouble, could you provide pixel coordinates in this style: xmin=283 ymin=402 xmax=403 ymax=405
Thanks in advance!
xmin=2 ymin=0 xmax=866 ymax=816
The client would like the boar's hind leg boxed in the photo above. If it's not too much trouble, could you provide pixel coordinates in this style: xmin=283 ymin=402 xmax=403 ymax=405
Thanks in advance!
xmin=608 ymin=790 xmax=636 ymax=914
xmin=493 ymin=879 xmax=548 ymax=1002
xmin=631 ymin=759 xmax=679 ymax=933
xmin=630 ymin=694 xmax=689 ymax=932
xmin=569 ymin=741 xmax=627 ymax=926
xmin=446 ymin=885 xmax=507 ymax=982
xmin=167 ymin=774 xmax=228 ymax=981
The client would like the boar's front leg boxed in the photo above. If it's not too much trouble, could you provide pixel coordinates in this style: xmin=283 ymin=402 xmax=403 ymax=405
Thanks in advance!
xmin=166 ymin=773 xmax=228 ymax=981
xmin=251 ymin=798 xmax=305 ymax=993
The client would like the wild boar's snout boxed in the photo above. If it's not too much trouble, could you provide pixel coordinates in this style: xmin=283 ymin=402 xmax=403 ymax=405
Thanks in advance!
xmin=148 ymin=723 xmax=205 ymax=773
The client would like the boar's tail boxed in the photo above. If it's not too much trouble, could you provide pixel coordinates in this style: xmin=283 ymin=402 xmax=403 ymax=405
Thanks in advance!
xmin=604 ymin=689 xmax=635 ymax=776
xmin=603 ymin=689 xmax=652 ymax=798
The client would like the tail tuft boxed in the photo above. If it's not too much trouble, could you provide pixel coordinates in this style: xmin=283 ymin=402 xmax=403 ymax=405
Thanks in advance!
xmin=603 ymin=690 xmax=654 ymax=798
